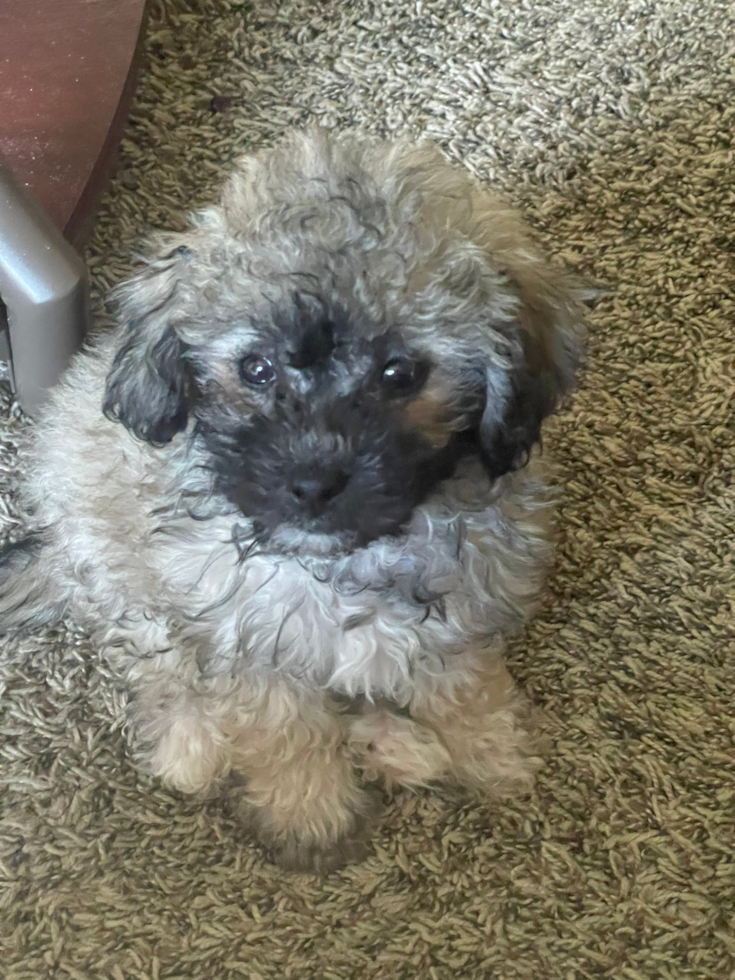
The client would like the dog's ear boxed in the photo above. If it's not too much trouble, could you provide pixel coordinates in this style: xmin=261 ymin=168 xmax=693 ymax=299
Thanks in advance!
xmin=103 ymin=247 xmax=192 ymax=445
xmin=478 ymin=268 xmax=586 ymax=480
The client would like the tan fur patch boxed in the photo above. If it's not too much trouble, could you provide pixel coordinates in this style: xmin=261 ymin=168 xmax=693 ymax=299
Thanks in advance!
xmin=517 ymin=303 xmax=555 ymax=374
xmin=225 ymin=682 xmax=375 ymax=871
xmin=204 ymin=362 xmax=263 ymax=414
xmin=402 ymin=382 xmax=469 ymax=448
xmin=410 ymin=647 xmax=540 ymax=796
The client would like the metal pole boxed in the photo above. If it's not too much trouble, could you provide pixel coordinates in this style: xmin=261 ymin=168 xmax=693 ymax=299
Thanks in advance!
xmin=0 ymin=159 xmax=89 ymax=414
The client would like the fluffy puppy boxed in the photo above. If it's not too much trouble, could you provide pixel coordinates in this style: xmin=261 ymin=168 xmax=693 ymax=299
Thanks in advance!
xmin=0 ymin=130 xmax=585 ymax=872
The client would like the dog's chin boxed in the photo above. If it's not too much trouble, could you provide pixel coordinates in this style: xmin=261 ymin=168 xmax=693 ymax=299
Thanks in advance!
xmin=265 ymin=525 xmax=360 ymax=558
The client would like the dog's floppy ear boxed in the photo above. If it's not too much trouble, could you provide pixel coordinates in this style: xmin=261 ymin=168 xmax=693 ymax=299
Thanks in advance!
xmin=103 ymin=247 xmax=192 ymax=445
xmin=478 ymin=267 xmax=586 ymax=480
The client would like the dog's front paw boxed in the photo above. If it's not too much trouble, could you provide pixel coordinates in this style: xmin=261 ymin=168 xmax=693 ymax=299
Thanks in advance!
xmin=411 ymin=660 xmax=543 ymax=800
xmin=138 ymin=699 xmax=230 ymax=796
xmin=348 ymin=708 xmax=451 ymax=790
xmin=229 ymin=770 xmax=381 ymax=874
xmin=442 ymin=700 xmax=542 ymax=799
xmin=270 ymin=799 xmax=377 ymax=874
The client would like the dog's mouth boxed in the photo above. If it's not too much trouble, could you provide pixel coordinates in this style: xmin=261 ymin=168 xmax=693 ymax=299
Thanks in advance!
xmin=259 ymin=524 xmax=360 ymax=558
xmin=204 ymin=416 xmax=479 ymax=558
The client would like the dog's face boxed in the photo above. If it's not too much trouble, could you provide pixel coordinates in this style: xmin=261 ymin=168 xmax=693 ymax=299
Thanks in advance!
xmin=185 ymin=297 xmax=480 ymax=553
xmin=103 ymin=131 xmax=584 ymax=554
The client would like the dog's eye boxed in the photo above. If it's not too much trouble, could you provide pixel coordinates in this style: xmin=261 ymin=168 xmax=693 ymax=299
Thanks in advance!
xmin=382 ymin=357 xmax=417 ymax=391
xmin=239 ymin=355 xmax=277 ymax=387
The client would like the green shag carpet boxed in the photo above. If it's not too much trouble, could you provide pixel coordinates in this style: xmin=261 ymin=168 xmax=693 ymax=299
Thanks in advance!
xmin=2 ymin=1 xmax=734 ymax=977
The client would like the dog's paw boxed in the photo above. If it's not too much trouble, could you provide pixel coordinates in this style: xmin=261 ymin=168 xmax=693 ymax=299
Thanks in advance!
xmin=348 ymin=709 xmax=451 ymax=790
xmin=141 ymin=708 xmax=230 ymax=796
xmin=447 ymin=703 xmax=544 ymax=799
xmin=231 ymin=782 xmax=382 ymax=875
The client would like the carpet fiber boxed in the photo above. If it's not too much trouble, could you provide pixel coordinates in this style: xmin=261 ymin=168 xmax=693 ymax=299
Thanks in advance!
xmin=2 ymin=2 xmax=735 ymax=978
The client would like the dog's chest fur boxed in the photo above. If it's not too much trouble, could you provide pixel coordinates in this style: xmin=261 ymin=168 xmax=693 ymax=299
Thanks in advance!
xmin=155 ymin=457 xmax=552 ymax=702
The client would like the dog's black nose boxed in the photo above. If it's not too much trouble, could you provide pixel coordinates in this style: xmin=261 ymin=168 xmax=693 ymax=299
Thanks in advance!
xmin=290 ymin=469 xmax=349 ymax=514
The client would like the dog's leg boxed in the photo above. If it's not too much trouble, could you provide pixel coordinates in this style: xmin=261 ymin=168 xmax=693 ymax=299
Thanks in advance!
xmin=409 ymin=650 xmax=539 ymax=797
xmin=226 ymin=679 xmax=378 ymax=873
xmin=131 ymin=669 xmax=234 ymax=796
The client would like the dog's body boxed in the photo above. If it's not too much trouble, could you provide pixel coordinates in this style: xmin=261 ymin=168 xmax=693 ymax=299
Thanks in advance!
xmin=0 ymin=131 xmax=585 ymax=871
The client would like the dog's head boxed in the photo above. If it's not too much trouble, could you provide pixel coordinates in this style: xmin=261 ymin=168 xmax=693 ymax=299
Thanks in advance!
xmin=104 ymin=130 xmax=586 ymax=554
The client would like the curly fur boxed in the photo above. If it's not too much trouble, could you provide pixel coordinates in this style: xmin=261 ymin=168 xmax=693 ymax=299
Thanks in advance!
xmin=0 ymin=130 xmax=586 ymax=871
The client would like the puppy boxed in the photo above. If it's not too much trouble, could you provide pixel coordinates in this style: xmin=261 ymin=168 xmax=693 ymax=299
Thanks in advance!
xmin=0 ymin=130 xmax=585 ymax=872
